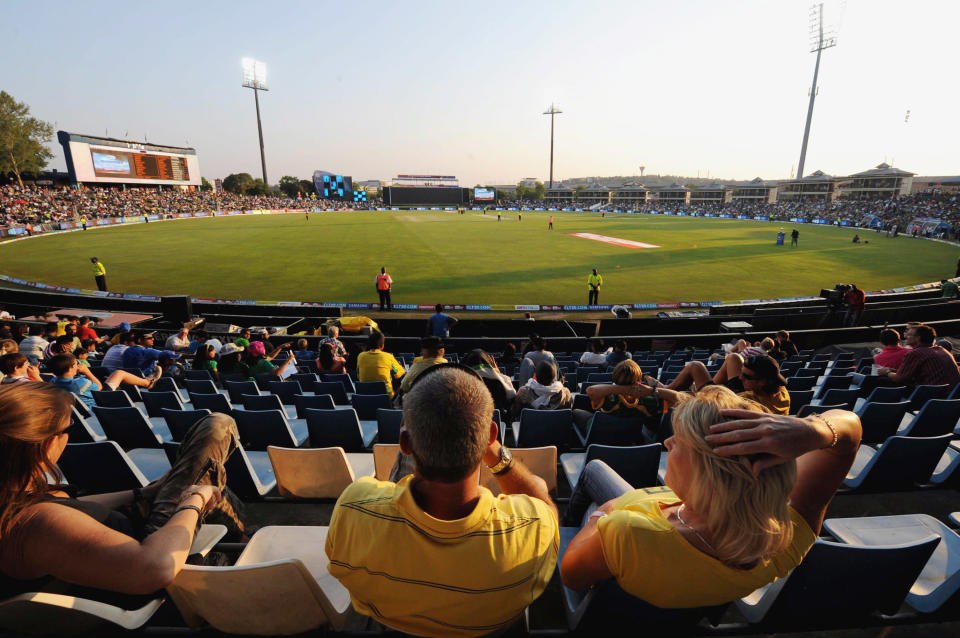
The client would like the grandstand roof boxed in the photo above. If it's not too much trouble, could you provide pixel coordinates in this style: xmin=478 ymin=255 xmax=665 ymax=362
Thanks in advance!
xmin=850 ymin=163 xmax=915 ymax=178
xmin=729 ymin=177 xmax=779 ymax=188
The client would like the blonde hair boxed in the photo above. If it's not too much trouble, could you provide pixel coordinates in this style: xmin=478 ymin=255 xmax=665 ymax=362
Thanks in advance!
xmin=760 ymin=337 xmax=775 ymax=352
xmin=612 ymin=359 xmax=643 ymax=385
xmin=670 ymin=385 xmax=797 ymax=567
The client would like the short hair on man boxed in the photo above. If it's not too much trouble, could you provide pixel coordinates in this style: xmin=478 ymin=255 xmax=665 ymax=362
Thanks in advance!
xmin=402 ymin=367 xmax=492 ymax=482
xmin=420 ymin=336 xmax=443 ymax=357
xmin=534 ymin=361 xmax=557 ymax=385
xmin=367 ymin=331 xmax=385 ymax=350
xmin=328 ymin=325 xmax=339 ymax=338
xmin=591 ymin=339 xmax=605 ymax=353
xmin=914 ymin=324 xmax=936 ymax=345
xmin=47 ymin=353 xmax=77 ymax=376
xmin=120 ymin=331 xmax=136 ymax=344
xmin=296 ymin=338 xmax=308 ymax=350
xmin=613 ymin=339 xmax=628 ymax=351
xmin=435 ymin=304 xmax=444 ymax=313
xmin=880 ymin=329 xmax=900 ymax=346
xmin=0 ymin=353 xmax=27 ymax=375
xmin=776 ymin=330 xmax=790 ymax=341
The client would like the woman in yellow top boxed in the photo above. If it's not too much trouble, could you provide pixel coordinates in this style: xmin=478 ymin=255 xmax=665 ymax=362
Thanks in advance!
xmin=561 ymin=385 xmax=860 ymax=608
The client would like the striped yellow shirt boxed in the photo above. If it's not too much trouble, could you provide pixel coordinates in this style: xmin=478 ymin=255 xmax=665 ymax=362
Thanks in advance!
xmin=326 ymin=475 xmax=558 ymax=637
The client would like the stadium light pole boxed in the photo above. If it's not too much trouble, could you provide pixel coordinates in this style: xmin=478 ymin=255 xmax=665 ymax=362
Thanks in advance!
xmin=242 ymin=58 xmax=269 ymax=186
xmin=796 ymin=3 xmax=837 ymax=181
xmin=543 ymin=104 xmax=562 ymax=189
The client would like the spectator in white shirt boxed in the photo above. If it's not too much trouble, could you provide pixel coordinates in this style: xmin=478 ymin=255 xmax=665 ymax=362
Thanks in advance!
xmin=580 ymin=339 xmax=609 ymax=366
xmin=18 ymin=326 xmax=48 ymax=365
xmin=165 ymin=327 xmax=191 ymax=352
xmin=102 ymin=331 xmax=135 ymax=372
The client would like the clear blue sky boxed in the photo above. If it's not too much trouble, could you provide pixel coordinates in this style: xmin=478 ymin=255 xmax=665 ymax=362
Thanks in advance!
xmin=3 ymin=0 xmax=957 ymax=185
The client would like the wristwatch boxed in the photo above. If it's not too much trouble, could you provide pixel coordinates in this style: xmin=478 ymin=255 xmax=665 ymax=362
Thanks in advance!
xmin=487 ymin=445 xmax=514 ymax=476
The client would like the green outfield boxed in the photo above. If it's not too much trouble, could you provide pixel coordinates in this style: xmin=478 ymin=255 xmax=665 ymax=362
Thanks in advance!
xmin=0 ymin=210 xmax=955 ymax=306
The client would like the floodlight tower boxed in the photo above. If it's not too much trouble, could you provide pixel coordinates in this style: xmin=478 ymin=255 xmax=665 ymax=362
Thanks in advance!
xmin=543 ymin=104 xmax=562 ymax=189
xmin=242 ymin=58 xmax=269 ymax=185
xmin=796 ymin=3 xmax=837 ymax=180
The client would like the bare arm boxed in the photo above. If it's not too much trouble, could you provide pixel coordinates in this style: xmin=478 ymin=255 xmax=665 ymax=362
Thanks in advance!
xmin=706 ymin=408 xmax=861 ymax=533
xmin=482 ymin=440 xmax=558 ymax=520
xmin=560 ymin=498 xmax=617 ymax=590
xmin=77 ymin=365 xmax=103 ymax=391
xmin=19 ymin=486 xmax=219 ymax=594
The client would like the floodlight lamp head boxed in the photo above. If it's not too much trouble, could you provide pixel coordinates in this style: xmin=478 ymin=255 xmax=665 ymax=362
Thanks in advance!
xmin=242 ymin=58 xmax=268 ymax=91
xmin=543 ymin=103 xmax=563 ymax=115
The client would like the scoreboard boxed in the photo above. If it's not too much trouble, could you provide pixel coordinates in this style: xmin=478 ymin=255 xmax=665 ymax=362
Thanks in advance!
xmin=312 ymin=170 xmax=353 ymax=200
xmin=58 ymin=131 xmax=200 ymax=186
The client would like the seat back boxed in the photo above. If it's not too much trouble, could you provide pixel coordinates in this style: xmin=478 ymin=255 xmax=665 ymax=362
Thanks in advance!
xmin=314 ymin=382 xmax=349 ymax=405
xmin=586 ymin=373 xmax=613 ymax=383
xmin=267 ymin=446 xmax=356 ymax=498
xmin=167 ymin=560 xmax=345 ymax=635
xmin=162 ymin=408 xmax=211 ymax=442
xmin=141 ymin=390 xmax=185 ymax=418
xmin=373 ymin=443 xmax=401 ymax=480
xmin=184 ymin=379 xmax=218 ymax=395
xmin=241 ymin=393 xmax=285 ymax=413
xmin=185 ymin=369 xmax=214 ymax=382
xmin=189 ymin=392 xmax=234 ymax=416
xmin=268 ymin=381 xmax=303 ymax=405
xmin=903 ymin=399 xmax=960 ymax=438
xmin=351 ymin=393 xmax=392 ymax=421
xmin=305 ymin=409 xmax=365 ymax=452
xmin=91 ymin=406 xmax=160 ymax=450
xmin=585 ymin=443 xmax=662 ymax=488
xmin=787 ymin=390 xmax=814 ymax=415
xmin=375 ymin=408 xmax=403 ymax=444
xmin=253 ymin=373 xmax=275 ymax=391
xmin=819 ymin=388 xmax=858 ymax=406
xmin=91 ymin=390 xmax=135 ymax=408
xmin=354 ymin=381 xmax=388 ymax=395
xmin=585 ymin=412 xmax=646 ymax=447
xmin=68 ymin=406 xmax=103 ymax=443
xmin=288 ymin=373 xmax=320 ymax=394
xmin=293 ymin=394 xmax=335 ymax=419
xmin=760 ymin=537 xmax=939 ymax=622
xmin=226 ymin=380 xmax=260 ymax=404
xmin=480 ymin=446 xmax=558 ymax=494
xmin=793 ymin=368 xmax=820 ymax=378
xmin=58 ymin=441 xmax=148 ymax=493
xmin=857 ymin=401 xmax=910 ymax=445
xmin=864 ymin=385 xmax=906 ymax=404
xmin=858 ymin=435 xmax=953 ymax=490
xmin=815 ymin=375 xmax=852 ymax=400
xmin=0 ymin=592 xmax=163 ymax=635
xmin=233 ymin=410 xmax=298 ymax=450
xmin=323 ymin=373 xmax=356 ymax=394
xmin=907 ymin=384 xmax=951 ymax=412
xmin=786 ymin=376 xmax=817 ymax=392
xmin=517 ymin=409 xmax=573 ymax=448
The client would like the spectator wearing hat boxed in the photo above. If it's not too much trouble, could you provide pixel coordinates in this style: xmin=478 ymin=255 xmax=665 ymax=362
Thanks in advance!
xmin=158 ymin=351 xmax=185 ymax=382
xmin=399 ymin=337 xmax=448 ymax=396
xmin=246 ymin=340 xmax=296 ymax=379
xmin=109 ymin=322 xmax=132 ymax=345
xmin=217 ymin=342 xmax=249 ymax=377
xmin=654 ymin=354 xmax=791 ymax=415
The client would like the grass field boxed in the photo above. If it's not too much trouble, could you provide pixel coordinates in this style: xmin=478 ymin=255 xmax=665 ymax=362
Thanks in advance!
xmin=1 ymin=210 xmax=956 ymax=306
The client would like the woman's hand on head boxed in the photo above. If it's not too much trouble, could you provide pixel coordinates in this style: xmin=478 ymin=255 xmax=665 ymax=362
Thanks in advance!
xmin=705 ymin=409 xmax=831 ymax=475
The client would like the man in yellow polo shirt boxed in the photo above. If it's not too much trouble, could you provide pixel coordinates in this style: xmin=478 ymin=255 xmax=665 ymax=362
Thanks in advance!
xmin=326 ymin=365 xmax=559 ymax=637
xmin=91 ymin=257 xmax=107 ymax=291
xmin=355 ymin=331 xmax=404 ymax=399
xmin=587 ymin=267 xmax=602 ymax=305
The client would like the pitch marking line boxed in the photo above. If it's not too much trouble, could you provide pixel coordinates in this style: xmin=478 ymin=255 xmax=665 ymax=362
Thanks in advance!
xmin=568 ymin=232 xmax=661 ymax=249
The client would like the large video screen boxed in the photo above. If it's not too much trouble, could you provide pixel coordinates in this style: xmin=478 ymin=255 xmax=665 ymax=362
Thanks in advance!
xmin=91 ymin=149 xmax=191 ymax=181
xmin=383 ymin=187 xmax=468 ymax=206
xmin=474 ymin=187 xmax=495 ymax=201
xmin=58 ymin=131 xmax=200 ymax=186
xmin=313 ymin=171 xmax=353 ymax=200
